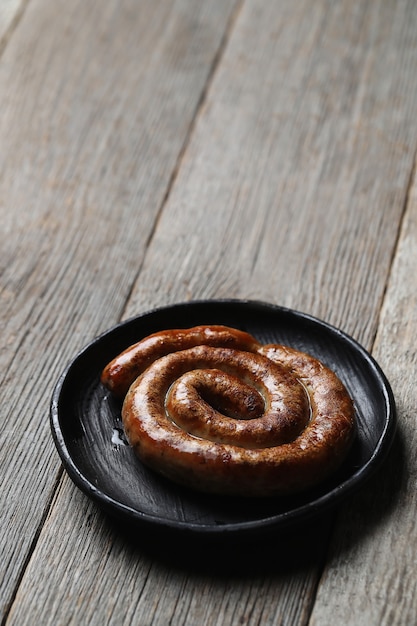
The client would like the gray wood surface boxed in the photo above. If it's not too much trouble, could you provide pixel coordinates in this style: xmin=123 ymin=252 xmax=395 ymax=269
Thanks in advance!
xmin=0 ymin=0 xmax=26 ymax=49
xmin=310 ymin=171 xmax=417 ymax=625
xmin=130 ymin=0 xmax=417 ymax=346
xmin=0 ymin=0 xmax=238 ymax=617
xmin=2 ymin=0 xmax=417 ymax=624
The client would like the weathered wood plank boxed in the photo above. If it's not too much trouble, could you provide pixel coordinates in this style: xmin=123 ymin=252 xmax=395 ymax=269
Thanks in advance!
xmin=309 ymin=162 xmax=417 ymax=625
xmin=128 ymin=0 xmax=417 ymax=347
xmin=8 ymin=476 xmax=328 ymax=626
xmin=0 ymin=0 xmax=238 ymax=619
xmin=6 ymin=1 xmax=417 ymax=625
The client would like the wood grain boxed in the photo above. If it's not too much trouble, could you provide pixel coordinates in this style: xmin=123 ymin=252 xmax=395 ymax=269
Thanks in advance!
xmin=128 ymin=0 xmax=417 ymax=348
xmin=3 ymin=0 xmax=417 ymax=625
xmin=8 ymin=476 xmax=328 ymax=626
xmin=309 ymin=162 xmax=417 ymax=625
xmin=4 ymin=0 xmax=417 ymax=626
xmin=0 ymin=0 xmax=237 ymax=619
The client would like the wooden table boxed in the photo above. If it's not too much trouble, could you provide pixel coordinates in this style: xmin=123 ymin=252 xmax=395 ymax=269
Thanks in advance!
xmin=1 ymin=0 xmax=416 ymax=624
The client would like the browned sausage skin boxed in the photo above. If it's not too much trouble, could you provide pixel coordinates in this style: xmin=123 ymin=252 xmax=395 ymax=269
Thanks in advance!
xmin=102 ymin=326 xmax=355 ymax=497
xmin=101 ymin=325 xmax=261 ymax=398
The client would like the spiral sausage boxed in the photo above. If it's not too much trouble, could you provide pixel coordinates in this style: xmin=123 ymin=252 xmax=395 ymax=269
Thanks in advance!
xmin=102 ymin=325 xmax=355 ymax=497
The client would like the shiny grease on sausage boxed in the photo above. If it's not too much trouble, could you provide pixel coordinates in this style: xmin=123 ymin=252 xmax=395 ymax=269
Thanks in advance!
xmin=101 ymin=325 xmax=355 ymax=497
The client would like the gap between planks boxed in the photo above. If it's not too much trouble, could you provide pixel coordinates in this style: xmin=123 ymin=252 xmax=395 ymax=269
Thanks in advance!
xmin=0 ymin=468 xmax=64 ymax=626
xmin=368 ymin=145 xmax=417 ymax=352
xmin=6 ymin=7 xmax=248 ymax=613
xmin=304 ymin=151 xmax=417 ymax=626
xmin=119 ymin=0 xmax=245 ymax=323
